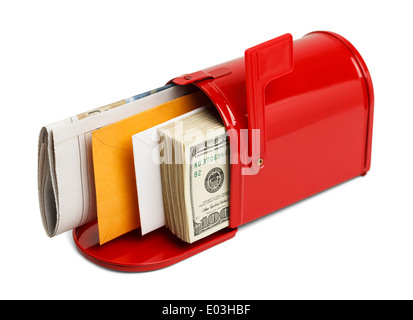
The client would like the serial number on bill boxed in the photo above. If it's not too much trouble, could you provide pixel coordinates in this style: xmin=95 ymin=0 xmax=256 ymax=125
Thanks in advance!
xmin=193 ymin=151 xmax=229 ymax=168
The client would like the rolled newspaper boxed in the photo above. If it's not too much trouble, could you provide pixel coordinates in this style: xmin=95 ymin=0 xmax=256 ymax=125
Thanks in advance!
xmin=38 ymin=84 xmax=193 ymax=237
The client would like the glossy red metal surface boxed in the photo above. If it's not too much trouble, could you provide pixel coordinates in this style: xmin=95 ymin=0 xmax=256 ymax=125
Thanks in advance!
xmin=173 ymin=31 xmax=374 ymax=228
xmin=73 ymin=221 xmax=237 ymax=272
xmin=245 ymin=33 xmax=294 ymax=164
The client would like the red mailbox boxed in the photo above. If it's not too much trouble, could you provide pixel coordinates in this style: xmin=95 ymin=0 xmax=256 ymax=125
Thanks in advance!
xmin=73 ymin=31 xmax=374 ymax=271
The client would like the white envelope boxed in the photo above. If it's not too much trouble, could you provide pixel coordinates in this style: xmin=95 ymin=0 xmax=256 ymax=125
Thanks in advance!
xmin=132 ymin=107 xmax=207 ymax=235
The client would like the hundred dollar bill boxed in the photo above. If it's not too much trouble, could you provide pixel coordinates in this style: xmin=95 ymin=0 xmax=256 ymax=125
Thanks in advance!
xmin=158 ymin=108 xmax=230 ymax=243
xmin=185 ymin=132 xmax=230 ymax=242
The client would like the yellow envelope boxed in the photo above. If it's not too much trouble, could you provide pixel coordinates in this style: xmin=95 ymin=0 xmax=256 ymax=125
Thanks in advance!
xmin=92 ymin=91 xmax=211 ymax=244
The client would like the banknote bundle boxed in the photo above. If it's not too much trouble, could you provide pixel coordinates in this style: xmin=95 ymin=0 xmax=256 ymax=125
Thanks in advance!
xmin=158 ymin=108 xmax=230 ymax=243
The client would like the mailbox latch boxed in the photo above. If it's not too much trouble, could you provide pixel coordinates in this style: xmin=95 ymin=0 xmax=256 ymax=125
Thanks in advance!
xmin=172 ymin=67 xmax=232 ymax=85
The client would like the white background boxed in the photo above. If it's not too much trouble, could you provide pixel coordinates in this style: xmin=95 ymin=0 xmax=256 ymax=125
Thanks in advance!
xmin=0 ymin=0 xmax=412 ymax=300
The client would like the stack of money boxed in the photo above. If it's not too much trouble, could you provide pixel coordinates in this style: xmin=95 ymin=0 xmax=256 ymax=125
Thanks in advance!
xmin=158 ymin=107 xmax=230 ymax=243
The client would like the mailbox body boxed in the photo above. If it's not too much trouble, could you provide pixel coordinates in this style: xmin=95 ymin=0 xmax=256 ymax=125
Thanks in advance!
xmin=173 ymin=31 xmax=374 ymax=229
xmin=73 ymin=31 xmax=374 ymax=271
